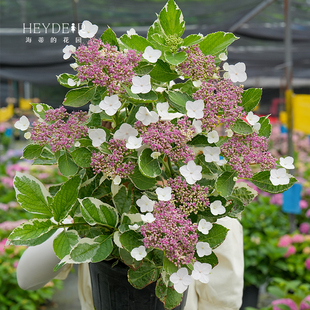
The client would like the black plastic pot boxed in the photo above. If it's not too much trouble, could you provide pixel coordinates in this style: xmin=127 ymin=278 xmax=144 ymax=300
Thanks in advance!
xmin=239 ymin=285 xmax=260 ymax=310
xmin=89 ymin=260 xmax=188 ymax=310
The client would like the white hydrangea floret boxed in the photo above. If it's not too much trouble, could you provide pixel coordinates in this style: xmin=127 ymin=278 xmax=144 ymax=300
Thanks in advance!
xmin=192 ymin=119 xmax=202 ymax=134
xmin=207 ymin=130 xmax=219 ymax=144
xmin=126 ymin=136 xmax=142 ymax=150
xmin=196 ymin=241 xmax=212 ymax=257
xmin=99 ymin=95 xmax=121 ymax=116
xmin=14 ymin=116 xmax=30 ymax=131
xmin=113 ymin=123 xmax=138 ymax=141
xmin=131 ymin=75 xmax=152 ymax=94
xmin=279 ymin=156 xmax=295 ymax=170
xmin=24 ymin=132 xmax=31 ymax=140
xmin=113 ymin=175 xmax=121 ymax=185
xmin=219 ymin=52 xmax=228 ymax=61
xmin=151 ymin=152 xmax=161 ymax=159
xmin=156 ymin=187 xmax=172 ymax=201
xmin=246 ymin=111 xmax=260 ymax=126
xmin=141 ymin=212 xmax=155 ymax=223
xmin=135 ymin=106 xmax=159 ymax=126
xmin=62 ymin=45 xmax=76 ymax=60
xmin=203 ymin=146 xmax=221 ymax=163
xmin=130 ymin=245 xmax=147 ymax=261
xmin=270 ymin=168 xmax=290 ymax=186
xmin=191 ymin=261 xmax=212 ymax=283
xmin=224 ymin=62 xmax=247 ymax=83
xmin=210 ymin=200 xmax=226 ymax=215
xmin=89 ymin=104 xmax=103 ymax=114
xmin=156 ymin=102 xmax=183 ymax=121
xmin=88 ymin=128 xmax=106 ymax=147
xmin=186 ymin=99 xmax=204 ymax=119
xmin=169 ymin=268 xmax=193 ymax=294
xmin=179 ymin=160 xmax=202 ymax=185
xmin=136 ymin=195 xmax=155 ymax=213
xmin=127 ymin=28 xmax=137 ymax=37
xmin=225 ymin=129 xmax=234 ymax=137
xmin=128 ymin=224 xmax=139 ymax=231
xmin=78 ymin=20 xmax=98 ymax=38
xmin=198 ymin=219 xmax=213 ymax=234
xmin=142 ymin=46 xmax=162 ymax=63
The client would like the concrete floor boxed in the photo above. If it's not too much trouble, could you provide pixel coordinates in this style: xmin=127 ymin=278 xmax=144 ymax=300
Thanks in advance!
xmin=46 ymin=266 xmax=82 ymax=310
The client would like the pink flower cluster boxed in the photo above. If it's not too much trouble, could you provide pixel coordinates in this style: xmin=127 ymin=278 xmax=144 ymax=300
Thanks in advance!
xmin=0 ymin=219 xmax=26 ymax=231
xmin=177 ymin=45 xmax=217 ymax=81
xmin=136 ymin=117 xmax=195 ymax=163
xmin=272 ymin=298 xmax=298 ymax=310
xmin=75 ymin=39 xmax=141 ymax=94
xmin=141 ymin=200 xmax=198 ymax=266
xmin=278 ymin=234 xmax=306 ymax=258
xmin=167 ymin=176 xmax=209 ymax=215
xmin=31 ymin=107 xmax=88 ymax=152
xmin=90 ymin=139 xmax=135 ymax=179
xmin=193 ymin=79 xmax=244 ymax=131
xmin=221 ymin=132 xmax=276 ymax=178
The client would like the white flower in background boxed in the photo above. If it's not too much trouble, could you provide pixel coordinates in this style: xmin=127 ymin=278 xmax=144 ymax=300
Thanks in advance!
xmin=142 ymin=46 xmax=162 ymax=63
xmin=126 ymin=136 xmax=143 ymax=149
xmin=136 ymin=195 xmax=155 ymax=212
xmin=196 ymin=241 xmax=212 ymax=257
xmin=24 ymin=132 xmax=31 ymax=140
xmin=198 ymin=219 xmax=212 ymax=234
xmin=135 ymin=106 xmax=159 ymax=126
xmin=129 ymin=224 xmax=139 ymax=230
xmin=207 ymin=130 xmax=219 ymax=144
xmin=78 ymin=20 xmax=98 ymax=38
xmin=246 ymin=111 xmax=260 ymax=126
xmin=88 ymin=128 xmax=106 ymax=147
xmin=130 ymin=245 xmax=147 ymax=261
xmin=186 ymin=99 xmax=204 ymax=119
xmin=179 ymin=160 xmax=202 ymax=185
xmin=270 ymin=168 xmax=290 ymax=186
xmin=169 ymin=268 xmax=193 ymax=294
xmin=156 ymin=102 xmax=183 ymax=121
xmin=141 ymin=212 xmax=155 ymax=223
xmin=279 ymin=156 xmax=295 ymax=170
xmin=191 ymin=262 xmax=212 ymax=283
xmin=131 ymin=75 xmax=152 ymax=94
xmin=36 ymin=104 xmax=43 ymax=112
xmin=151 ymin=152 xmax=161 ymax=159
xmin=219 ymin=52 xmax=228 ymax=61
xmin=89 ymin=104 xmax=102 ymax=114
xmin=99 ymin=95 xmax=121 ymax=116
xmin=192 ymin=119 xmax=202 ymax=134
xmin=156 ymin=187 xmax=172 ymax=201
xmin=224 ymin=62 xmax=247 ymax=83
xmin=62 ymin=45 xmax=76 ymax=60
xmin=210 ymin=200 xmax=226 ymax=215
xmin=113 ymin=175 xmax=121 ymax=185
xmin=114 ymin=123 xmax=138 ymax=141
xmin=193 ymin=80 xmax=202 ymax=88
xmin=14 ymin=116 xmax=30 ymax=131
xmin=127 ymin=28 xmax=137 ymax=37
xmin=74 ymin=141 xmax=81 ymax=147
xmin=203 ymin=146 xmax=221 ymax=163
xmin=225 ymin=129 xmax=233 ymax=137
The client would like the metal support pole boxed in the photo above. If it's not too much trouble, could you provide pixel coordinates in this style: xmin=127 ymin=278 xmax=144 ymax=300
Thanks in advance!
xmin=284 ymin=0 xmax=296 ymax=233
xmin=229 ymin=0 xmax=277 ymax=32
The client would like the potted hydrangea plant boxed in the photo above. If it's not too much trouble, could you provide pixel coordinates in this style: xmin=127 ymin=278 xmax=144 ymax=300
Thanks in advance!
xmin=8 ymin=0 xmax=297 ymax=309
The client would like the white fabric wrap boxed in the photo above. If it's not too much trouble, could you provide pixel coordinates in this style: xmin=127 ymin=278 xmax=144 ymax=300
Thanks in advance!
xmin=184 ymin=217 xmax=244 ymax=310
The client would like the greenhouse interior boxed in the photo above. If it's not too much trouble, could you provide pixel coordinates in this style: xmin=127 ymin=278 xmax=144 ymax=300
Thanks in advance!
xmin=0 ymin=0 xmax=310 ymax=310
